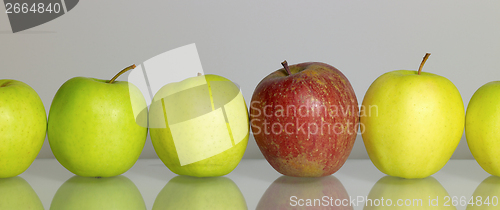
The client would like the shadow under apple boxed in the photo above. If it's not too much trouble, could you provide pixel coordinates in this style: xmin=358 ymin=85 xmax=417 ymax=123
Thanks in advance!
xmin=0 ymin=176 xmax=44 ymax=209
xmin=467 ymin=176 xmax=500 ymax=209
xmin=152 ymin=175 xmax=247 ymax=210
xmin=256 ymin=175 xmax=352 ymax=209
xmin=365 ymin=176 xmax=455 ymax=209
xmin=50 ymin=175 xmax=146 ymax=210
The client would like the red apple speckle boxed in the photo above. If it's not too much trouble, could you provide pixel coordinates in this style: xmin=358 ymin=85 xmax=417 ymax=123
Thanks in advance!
xmin=250 ymin=62 xmax=358 ymax=177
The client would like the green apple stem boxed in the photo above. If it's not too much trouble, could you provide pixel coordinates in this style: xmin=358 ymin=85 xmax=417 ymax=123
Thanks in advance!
xmin=108 ymin=64 xmax=136 ymax=84
xmin=281 ymin=60 xmax=292 ymax=76
xmin=418 ymin=53 xmax=431 ymax=75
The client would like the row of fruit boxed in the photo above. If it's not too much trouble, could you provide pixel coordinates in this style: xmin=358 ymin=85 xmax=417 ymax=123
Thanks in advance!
xmin=3 ymin=174 xmax=500 ymax=209
xmin=0 ymin=53 xmax=498 ymax=179
xmin=252 ymin=54 xmax=499 ymax=179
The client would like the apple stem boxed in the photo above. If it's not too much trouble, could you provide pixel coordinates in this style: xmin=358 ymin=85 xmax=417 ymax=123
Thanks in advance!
xmin=108 ymin=64 xmax=136 ymax=84
xmin=197 ymin=72 xmax=203 ymax=76
xmin=281 ymin=60 xmax=292 ymax=76
xmin=418 ymin=53 xmax=431 ymax=75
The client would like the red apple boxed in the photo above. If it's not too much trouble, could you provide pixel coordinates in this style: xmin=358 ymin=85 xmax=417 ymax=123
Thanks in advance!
xmin=250 ymin=61 xmax=358 ymax=177
xmin=256 ymin=176 xmax=353 ymax=209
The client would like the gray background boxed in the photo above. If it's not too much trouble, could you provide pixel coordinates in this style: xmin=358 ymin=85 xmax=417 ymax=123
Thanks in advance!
xmin=1 ymin=0 xmax=499 ymax=159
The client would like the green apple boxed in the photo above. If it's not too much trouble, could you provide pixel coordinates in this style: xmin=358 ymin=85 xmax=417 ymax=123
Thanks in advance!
xmin=0 ymin=176 xmax=44 ymax=209
xmin=466 ymin=82 xmax=500 ymax=176
xmin=0 ymin=79 xmax=46 ymax=178
xmin=365 ymin=176 xmax=455 ymax=209
xmin=149 ymin=74 xmax=249 ymax=177
xmin=467 ymin=176 xmax=500 ymax=209
xmin=50 ymin=175 xmax=146 ymax=210
xmin=152 ymin=176 xmax=247 ymax=210
xmin=48 ymin=65 xmax=148 ymax=177
xmin=361 ymin=53 xmax=465 ymax=179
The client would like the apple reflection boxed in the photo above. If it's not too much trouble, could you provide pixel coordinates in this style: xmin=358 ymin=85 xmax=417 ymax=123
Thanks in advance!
xmin=364 ymin=176 xmax=455 ymax=209
xmin=152 ymin=176 xmax=247 ymax=210
xmin=50 ymin=175 xmax=146 ymax=210
xmin=0 ymin=176 xmax=43 ymax=209
xmin=467 ymin=176 xmax=500 ymax=209
xmin=256 ymin=175 xmax=352 ymax=209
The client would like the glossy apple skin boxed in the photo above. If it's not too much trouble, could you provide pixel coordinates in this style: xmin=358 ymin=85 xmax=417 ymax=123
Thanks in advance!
xmin=250 ymin=62 xmax=359 ymax=177
xmin=0 ymin=80 xmax=46 ymax=178
xmin=149 ymin=74 xmax=249 ymax=177
xmin=466 ymin=82 xmax=500 ymax=176
xmin=48 ymin=77 xmax=148 ymax=177
xmin=361 ymin=70 xmax=464 ymax=179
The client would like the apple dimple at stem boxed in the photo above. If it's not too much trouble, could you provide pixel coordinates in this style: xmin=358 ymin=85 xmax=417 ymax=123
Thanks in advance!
xmin=281 ymin=60 xmax=292 ymax=76
xmin=418 ymin=53 xmax=431 ymax=75
xmin=108 ymin=64 xmax=137 ymax=84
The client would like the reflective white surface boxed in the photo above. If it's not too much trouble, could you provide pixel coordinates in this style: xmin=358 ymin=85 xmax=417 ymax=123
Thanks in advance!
xmin=12 ymin=159 xmax=497 ymax=209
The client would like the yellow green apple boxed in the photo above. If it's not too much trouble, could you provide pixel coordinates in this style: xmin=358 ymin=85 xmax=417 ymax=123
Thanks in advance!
xmin=152 ymin=176 xmax=247 ymax=210
xmin=48 ymin=65 xmax=148 ymax=177
xmin=0 ymin=176 xmax=43 ymax=209
xmin=466 ymin=82 xmax=500 ymax=176
xmin=361 ymin=53 xmax=465 ymax=179
xmin=50 ymin=175 xmax=146 ymax=210
xmin=0 ymin=79 xmax=46 ymax=178
xmin=467 ymin=176 xmax=500 ymax=209
xmin=149 ymin=74 xmax=249 ymax=177
xmin=365 ymin=176 xmax=455 ymax=209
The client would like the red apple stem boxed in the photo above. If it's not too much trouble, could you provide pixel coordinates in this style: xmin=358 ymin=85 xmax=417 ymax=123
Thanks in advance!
xmin=108 ymin=64 xmax=136 ymax=84
xmin=281 ymin=60 xmax=292 ymax=76
xmin=418 ymin=53 xmax=431 ymax=75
